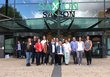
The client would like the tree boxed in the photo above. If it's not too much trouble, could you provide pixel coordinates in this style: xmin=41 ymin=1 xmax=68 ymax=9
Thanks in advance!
xmin=0 ymin=5 xmax=22 ymax=19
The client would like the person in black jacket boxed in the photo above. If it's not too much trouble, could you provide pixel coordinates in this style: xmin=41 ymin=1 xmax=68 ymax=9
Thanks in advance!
xmin=21 ymin=41 xmax=26 ymax=58
xmin=55 ymin=38 xmax=59 ymax=65
xmin=50 ymin=39 xmax=56 ymax=65
xmin=26 ymin=38 xmax=33 ymax=66
xmin=31 ymin=36 xmax=38 ymax=64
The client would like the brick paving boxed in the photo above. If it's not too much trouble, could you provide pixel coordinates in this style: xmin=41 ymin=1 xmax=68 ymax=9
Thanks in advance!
xmin=0 ymin=57 xmax=110 ymax=77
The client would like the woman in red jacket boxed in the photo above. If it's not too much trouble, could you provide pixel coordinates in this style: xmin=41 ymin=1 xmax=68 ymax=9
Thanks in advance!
xmin=35 ymin=38 xmax=43 ymax=65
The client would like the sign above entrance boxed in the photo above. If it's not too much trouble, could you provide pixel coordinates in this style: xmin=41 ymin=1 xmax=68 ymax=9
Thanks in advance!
xmin=38 ymin=0 xmax=78 ymax=17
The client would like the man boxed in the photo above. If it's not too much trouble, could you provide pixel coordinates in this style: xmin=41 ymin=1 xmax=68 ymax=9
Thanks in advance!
xmin=55 ymin=38 xmax=59 ymax=65
xmin=71 ymin=37 xmax=78 ymax=64
xmin=41 ymin=35 xmax=47 ymax=64
xmin=31 ymin=36 xmax=38 ymax=64
xmin=50 ymin=39 xmax=56 ymax=65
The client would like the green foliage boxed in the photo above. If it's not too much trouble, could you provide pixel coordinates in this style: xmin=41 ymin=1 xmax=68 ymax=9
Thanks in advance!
xmin=0 ymin=5 xmax=22 ymax=19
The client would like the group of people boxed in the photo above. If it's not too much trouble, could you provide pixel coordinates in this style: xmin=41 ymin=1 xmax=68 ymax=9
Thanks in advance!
xmin=16 ymin=41 xmax=26 ymax=58
xmin=16 ymin=35 xmax=92 ymax=66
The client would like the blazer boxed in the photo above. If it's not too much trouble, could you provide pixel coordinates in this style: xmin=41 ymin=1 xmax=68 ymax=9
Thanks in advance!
xmin=49 ymin=42 xmax=56 ymax=54
xmin=56 ymin=45 xmax=64 ymax=54
xmin=35 ymin=42 xmax=43 ymax=52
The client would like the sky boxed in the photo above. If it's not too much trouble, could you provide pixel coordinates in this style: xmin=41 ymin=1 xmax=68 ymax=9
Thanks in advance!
xmin=0 ymin=0 xmax=110 ymax=19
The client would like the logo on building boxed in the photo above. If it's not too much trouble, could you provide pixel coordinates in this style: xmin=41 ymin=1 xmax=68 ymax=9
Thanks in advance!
xmin=52 ymin=0 xmax=59 ymax=15
xmin=38 ymin=0 xmax=79 ymax=17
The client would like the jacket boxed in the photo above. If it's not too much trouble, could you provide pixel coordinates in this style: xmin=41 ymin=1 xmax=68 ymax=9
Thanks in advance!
xmin=43 ymin=43 xmax=47 ymax=53
xmin=35 ymin=42 xmax=43 ymax=52
xmin=26 ymin=44 xmax=33 ymax=52
xmin=56 ymin=45 xmax=64 ymax=54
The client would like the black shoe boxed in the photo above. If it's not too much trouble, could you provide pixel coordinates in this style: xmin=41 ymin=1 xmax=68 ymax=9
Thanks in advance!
xmin=31 ymin=62 xmax=34 ymax=64
xmin=87 ymin=63 xmax=90 ymax=65
xmin=58 ymin=63 xmax=61 ymax=65
xmin=26 ymin=63 xmax=31 ymax=66
xmin=65 ymin=64 xmax=68 ymax=65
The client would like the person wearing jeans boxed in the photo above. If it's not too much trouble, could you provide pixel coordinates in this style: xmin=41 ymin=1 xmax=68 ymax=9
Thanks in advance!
xmin=26 ymin=38 xmax=33 ymax=66
xmin=77 ymin=37 xmax=84 ymax=65
xmin=26 ymin=52 xmax=32 ymax=66
xmin=16 ymin=41 xmax=22 ymax=58
xmin=71 ymin=37 xmax=78 ymax=64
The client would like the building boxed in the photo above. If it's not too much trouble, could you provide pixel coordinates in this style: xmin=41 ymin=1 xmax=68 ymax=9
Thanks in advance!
xmin=0 ymin=0 xmax=110 ymax=58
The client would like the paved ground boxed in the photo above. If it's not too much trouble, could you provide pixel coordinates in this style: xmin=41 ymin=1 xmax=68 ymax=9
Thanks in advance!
xmin=0 ymin=57 xmax=110 ymax=77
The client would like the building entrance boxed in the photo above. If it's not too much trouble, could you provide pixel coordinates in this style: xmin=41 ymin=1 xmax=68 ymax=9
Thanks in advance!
xmin=1 ymin=30 xmax=108 ymax=58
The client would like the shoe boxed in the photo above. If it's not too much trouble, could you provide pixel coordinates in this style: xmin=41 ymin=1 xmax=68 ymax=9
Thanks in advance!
xmin=79 ymin=64 xmax=81 ymax=65
xmin=65 ymin=64 xmax=68 ymax=65
xmin=87 ymin=62 xmax=90 ymax=65
xmin=31 ymin=62 xmax=34 ymax=64
xmin=44 ymin=63 xmax=47 ymax=65
xmin=36 ymin=64 xmax=40 ymax=66
xmin=26 ymin=63 xmax=31 ymax=66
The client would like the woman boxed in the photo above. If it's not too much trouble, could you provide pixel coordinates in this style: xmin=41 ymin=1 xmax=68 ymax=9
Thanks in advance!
xmin=77 ymin=37 xmax=84 ymax=65
xmin=35 ymin=38 xmax=43 ymax=65
xmin=85 ymin=36 xmax=92 ymax=65
xmin=25 ymin=38 xmax=33 ymax=66
xmin=63 ymin=39 xmax=71 ymax=65
xmin=43 ymin=40 xmax=50 ymax=65
xmin=16 ymin=41 xmax=22 ymax=58
xmin=56 ymin=41 xmax=64 ymax=65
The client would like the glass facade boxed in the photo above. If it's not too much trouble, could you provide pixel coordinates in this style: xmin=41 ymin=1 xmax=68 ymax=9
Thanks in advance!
xmin=0 ymin=0 xmax=110 ymax=56
xmin=0 ymin=0 xmax=109 ymax=30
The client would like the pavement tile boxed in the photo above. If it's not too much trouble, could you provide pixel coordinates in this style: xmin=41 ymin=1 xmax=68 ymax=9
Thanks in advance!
xmin=0 ymin=57 xmax=110 ymax=77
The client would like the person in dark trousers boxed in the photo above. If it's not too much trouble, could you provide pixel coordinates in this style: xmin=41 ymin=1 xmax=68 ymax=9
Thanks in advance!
xmin=25 ymin=38 xmax=33 ymax=66
xmin=35 ymin=38 xmax=43 ymax=65
xmin=71 ymin=37 xmax=78 ymax=64
xmin=56 ymin=41 xmax=64 ymax=65
xmin=55 ymin=38 xmax=59 ymax=65
xmin=85 ymin=36 xmax=92 ymax=65
xmin=41 ymin=35 xmax=47 ymax=64
xmin=43 ymin=40 xmax=50 ymax=65
xmin=21 ymin=41 xmax=26 ymax=58
xmin=31 ymin=36 xmax=38 ymax=64
xmin=50 ymin=39 xmax=56 ymax=65
xmin=16 ymin=41 xmax=22 ymax=58
xmin=62 ymin=39 xmax=65 ymax=64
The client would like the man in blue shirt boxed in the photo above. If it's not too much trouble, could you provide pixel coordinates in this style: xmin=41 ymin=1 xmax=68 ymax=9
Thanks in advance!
xmin=71 ymin=37 xmax=78 ymax=64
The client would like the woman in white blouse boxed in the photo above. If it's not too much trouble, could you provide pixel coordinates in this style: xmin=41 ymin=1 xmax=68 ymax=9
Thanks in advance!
xmin=77 ymin=37 xmax=85 ymax=65
xmin=63 ymin=39 xmax=71 ymax=65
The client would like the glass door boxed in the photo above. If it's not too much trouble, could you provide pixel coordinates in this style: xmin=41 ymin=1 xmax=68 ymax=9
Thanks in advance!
xmin=107 ymin=38 xmax=110 ymax=55
xmin=0 ymin=35 xmax=4 ymax=58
